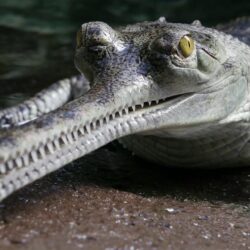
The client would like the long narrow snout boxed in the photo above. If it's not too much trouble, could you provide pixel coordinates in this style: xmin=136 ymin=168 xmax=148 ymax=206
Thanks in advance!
xmin=0 ymin=77 xmax=165 ymax=201
xmin=0 ymin=18 xmax=165 ymax=201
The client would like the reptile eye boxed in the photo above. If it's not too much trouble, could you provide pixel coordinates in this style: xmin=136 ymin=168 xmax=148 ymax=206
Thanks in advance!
xmin=178 ymin=35 xmax=195 ymax=58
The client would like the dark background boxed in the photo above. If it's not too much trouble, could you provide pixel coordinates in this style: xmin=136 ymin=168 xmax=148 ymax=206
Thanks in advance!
xmin=0 ymin=0 xmax=249 ymax=90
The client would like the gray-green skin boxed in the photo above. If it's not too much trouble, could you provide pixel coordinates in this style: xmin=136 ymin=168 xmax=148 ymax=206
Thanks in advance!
xmin=0 ymin=17 xmax=250 ymax=202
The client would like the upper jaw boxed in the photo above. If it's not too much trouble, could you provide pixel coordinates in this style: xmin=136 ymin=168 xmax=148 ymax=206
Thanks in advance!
xmin=0 ymin=78 xmax=192 ymax=201
xmin=0 ymin=76 xmax=192 ymax=162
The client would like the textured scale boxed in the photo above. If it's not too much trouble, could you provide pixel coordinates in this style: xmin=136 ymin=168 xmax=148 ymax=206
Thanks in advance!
xmin=121 ymin=122 xmax=250 ymax=168
xmin=0 ymin=17 xmax=250 ymax=201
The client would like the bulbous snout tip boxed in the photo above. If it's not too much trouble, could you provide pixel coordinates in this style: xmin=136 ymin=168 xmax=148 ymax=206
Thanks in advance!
xmin=76 ymin=21 xmax=116 ymax=49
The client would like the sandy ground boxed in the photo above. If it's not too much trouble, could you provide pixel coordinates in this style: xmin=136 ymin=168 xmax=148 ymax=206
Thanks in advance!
xmin=0 ymin=143 xmax=249 ymax=250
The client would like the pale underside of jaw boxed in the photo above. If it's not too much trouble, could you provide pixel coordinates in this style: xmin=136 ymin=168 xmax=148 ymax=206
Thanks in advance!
xmin=0 ymin=92 xmax=190 ymax=201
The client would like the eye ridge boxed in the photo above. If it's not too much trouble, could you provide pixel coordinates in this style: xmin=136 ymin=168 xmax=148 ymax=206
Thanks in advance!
xmin=178 ymin=35 xmax=195 ymax=58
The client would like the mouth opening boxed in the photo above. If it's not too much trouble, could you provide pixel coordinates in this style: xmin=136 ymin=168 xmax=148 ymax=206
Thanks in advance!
xmin=132 ymin=93 xmax=187 ymax=112
xmin=0 ymin=93 xmax=188 ymax=176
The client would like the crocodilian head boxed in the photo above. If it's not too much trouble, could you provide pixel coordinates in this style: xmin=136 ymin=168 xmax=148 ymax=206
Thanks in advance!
xmin=75 ymin=18 xmax=247 ymax=137
xmin=0 ymin=19 xmax=247 ymax=202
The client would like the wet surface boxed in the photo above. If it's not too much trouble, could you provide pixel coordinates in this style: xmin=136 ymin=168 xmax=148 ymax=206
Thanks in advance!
xmin=0 ymin=1 xmax=250 ymax=249
xmin=0 ymin=143 xmax=249 ymax=250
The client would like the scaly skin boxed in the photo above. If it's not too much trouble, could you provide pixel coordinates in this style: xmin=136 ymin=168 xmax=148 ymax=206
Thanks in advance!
xmin=0 ymin=17 xmax=250 ymax=201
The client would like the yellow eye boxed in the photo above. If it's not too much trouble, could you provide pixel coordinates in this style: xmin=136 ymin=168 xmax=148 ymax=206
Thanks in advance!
xmin=179 ymin=35 xmax=195 ymax=58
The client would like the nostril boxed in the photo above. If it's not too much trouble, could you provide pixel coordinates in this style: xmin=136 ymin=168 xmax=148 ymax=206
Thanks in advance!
xmin=85 ymin=22 xmax=114 ymax=47
xmin=77 ymin=21 xmax=126 ymax=52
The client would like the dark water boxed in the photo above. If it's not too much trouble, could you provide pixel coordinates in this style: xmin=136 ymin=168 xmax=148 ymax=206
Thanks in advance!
xmin=0 ymin=0 xmax=250 ymax=87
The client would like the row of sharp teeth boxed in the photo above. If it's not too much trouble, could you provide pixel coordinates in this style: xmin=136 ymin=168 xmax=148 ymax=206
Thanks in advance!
xmin=0 ymin=97 xmax=167 ymax=175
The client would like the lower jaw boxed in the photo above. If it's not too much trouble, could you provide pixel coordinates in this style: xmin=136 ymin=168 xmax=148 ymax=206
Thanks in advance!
xmin=0 ymin=92 xmax=192 ymax=201
xmin=0 ymin=108 xmax=160 ymax=201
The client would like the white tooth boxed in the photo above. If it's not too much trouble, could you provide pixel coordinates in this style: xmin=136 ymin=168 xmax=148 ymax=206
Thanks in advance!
xmin=99 ymin=119 xmax=103 ymax=127
xmin=23 ymin=154 xmax=29 ymax=165
xmin=67 ymin=134 xmax=74 ymax=143
xmin=155 ymin=100 xmax=159 ymax=104
xmin=148 ymin=101 xmax=152 ymax=106
xmin=15 ymin=177 xmax=22 ymax=189
xmin=108 ymin=126 xmax=115 ymax=138
xmin=7 ymin=160 xmax=14 ymax=170
xmin=86 ymin=124 xmax=91 ymax=133
xmin=39 ymin=165 xmax=47 ymax=175
xmin=73 ymin=131 xmax=78 ymax=140
xmin=119 ymin=111 xmax=123 ymax=117
xmin=132 ymin=106 xmax=136 ymax=112
xmin=61 ymin=134 xmax=68 ymax=144
xmin=141 ymin=103 xmax=144 ymax=108
xmin=0 ymin=164 xmax=6 ymax=174
xmin=54 ymin=139 xmax=60 ymax=150
xmin=31 ymin=151 xmax=38 ymax=162
xmin=125 ymin=108 xmax=129 ymax=114
xmin=30 ymin=169 xmax=39 ymax=180
xmin=39 ymin=146 xmax=46 ymax=158
xmin=21 ymin=174 xmax=30 ymax=185
xmin=92 ymin=122 xmax=96 ymax=130
xmin=47 ymin=142 xmax=54 ymax=153
xmin=79 ymin=127 xmax=85 ymax=135
xmin=8 ymin=181 xmax=15 ymax=193
xmin=15 ymin=157 xmax=22 ymax=168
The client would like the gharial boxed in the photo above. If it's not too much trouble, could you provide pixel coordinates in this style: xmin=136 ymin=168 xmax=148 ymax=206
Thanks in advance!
xmin=0 ymin=17 xmax=249 ymax=201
